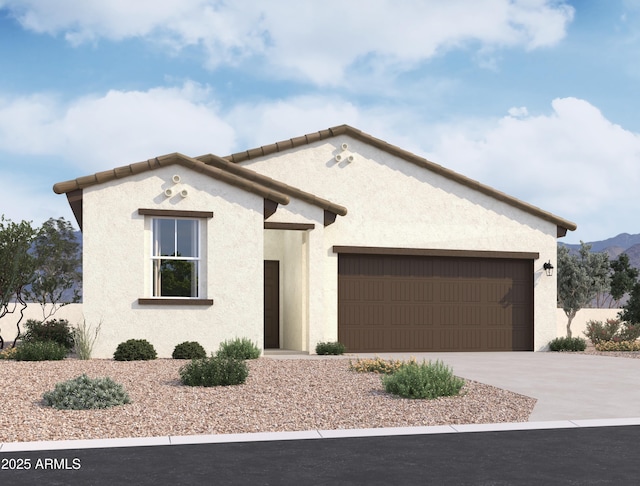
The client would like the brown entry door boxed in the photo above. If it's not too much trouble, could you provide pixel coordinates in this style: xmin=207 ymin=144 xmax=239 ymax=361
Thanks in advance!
xmin=264 ymin=260 xmax=280 ymax=349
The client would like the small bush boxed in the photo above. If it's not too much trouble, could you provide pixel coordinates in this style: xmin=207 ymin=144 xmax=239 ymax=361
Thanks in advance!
xmin=179 ymin=355 xmax=249 ymax=387
xmin=23 ymin=319 xmax=74 ymax=350
xmin=172 ymin=341 xmax=207 ymax=359
xmin=595 ymin=340 xmax=640 ymax=352
xmin=315 ymin=341 xmax=346 ymax=355
xmin=548 ymin=336 xmax=587 ymax=352
xmin=113 ymin=339 xmax=157 ymax=361
xmin=583 ymin=319 xmax=640 ymax=345
xmin=73 ymin=319 xmax=102 ymax=360
xmin=0 ymin=347 xmax=18 ymax=360
xmin=43 ymin=374 xmax=131 ymax=410
xmin=382 ymin=360 xmax=465 ymax=399
xmin=349 ymin=356 xmax=411 ymax=374
xmin=13 ymin=341 xmax=68 ymax=361
xmin=216 ymin=337 xmax=260 ymax=360
xmin=618 ymin=322 xmax=640 ymax=342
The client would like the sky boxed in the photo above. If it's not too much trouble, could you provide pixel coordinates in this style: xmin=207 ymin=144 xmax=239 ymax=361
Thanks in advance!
xmin=0 ymin=0 xmax=638 ymax=244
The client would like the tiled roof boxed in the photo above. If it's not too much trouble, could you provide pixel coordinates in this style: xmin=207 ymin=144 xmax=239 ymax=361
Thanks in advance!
xmin=53 ymin=152 xmax=290 ymax=205
xmin=224 ymin=124 xmax=577 ymax=236
xmin=196 ymin=153 xmax=347 ymax=216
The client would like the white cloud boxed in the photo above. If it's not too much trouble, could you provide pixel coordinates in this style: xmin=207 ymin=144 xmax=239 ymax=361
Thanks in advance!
xmin=423 ymin=97 xmax=640 ymax=242
xmin=0 ymin=82 xmax=235 ymax=171
xmin=1 ymin=0 xmax=575 ymax=84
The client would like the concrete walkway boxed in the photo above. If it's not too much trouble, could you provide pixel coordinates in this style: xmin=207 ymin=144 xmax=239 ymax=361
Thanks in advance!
xmin=341 ymin=352 xmax=640 ymax=421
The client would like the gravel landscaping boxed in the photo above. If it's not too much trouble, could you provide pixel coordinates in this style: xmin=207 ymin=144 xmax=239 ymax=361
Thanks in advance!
xmin=0 ymin=357 xmax=536 ymax=443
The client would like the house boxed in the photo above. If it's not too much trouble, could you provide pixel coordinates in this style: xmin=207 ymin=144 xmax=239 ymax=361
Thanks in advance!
xmin=53 ymin=125 xmax=576 ymax=358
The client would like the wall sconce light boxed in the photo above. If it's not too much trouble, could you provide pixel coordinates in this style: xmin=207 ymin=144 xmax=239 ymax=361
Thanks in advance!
xmin=543 ymin=261 xmax=554 ymax=277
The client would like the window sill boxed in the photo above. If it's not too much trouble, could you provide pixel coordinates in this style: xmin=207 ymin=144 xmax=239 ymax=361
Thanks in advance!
xmin=137 ymin=298 xmax=214 ymax=306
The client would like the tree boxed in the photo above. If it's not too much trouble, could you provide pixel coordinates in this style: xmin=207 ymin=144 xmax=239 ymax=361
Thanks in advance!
xmin=608 ymin=253 xmax=639 ymax=308
xmin=24 ymin=217 xmax=81 ymax=320
xmin=620 ymin=283 xmax=640 ymax=325
xmin=557 ymin=242 xmax=610 ymax=337
xmin=0 ymin=216 xmax=38 ymax=348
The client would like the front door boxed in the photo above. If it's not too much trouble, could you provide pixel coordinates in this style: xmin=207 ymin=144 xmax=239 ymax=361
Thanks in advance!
xmin=264 ymin=260 xmax=280 ymax=348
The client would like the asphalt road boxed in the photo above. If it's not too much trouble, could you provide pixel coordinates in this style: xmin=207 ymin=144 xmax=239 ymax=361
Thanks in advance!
xmin=1 ymin=425 xmax=639 ymax=485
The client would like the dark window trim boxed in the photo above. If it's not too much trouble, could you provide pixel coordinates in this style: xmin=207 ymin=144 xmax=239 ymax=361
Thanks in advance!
xmin=264 ymin=222 xmax=315 ymax=230
xmin=138 ymin=208 xmax=214 ymax=219
xmin=332 ymin=246 xmax=540 ymax=260
xmin=138 ymin=298 xmax=214 ymax=306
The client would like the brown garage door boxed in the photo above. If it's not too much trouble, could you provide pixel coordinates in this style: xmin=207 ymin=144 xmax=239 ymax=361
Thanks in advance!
xmin=338 ymin=254 xmax=533 ymax=352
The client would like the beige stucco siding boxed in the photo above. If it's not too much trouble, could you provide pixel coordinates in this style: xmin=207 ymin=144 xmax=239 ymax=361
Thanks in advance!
xmin=83 ymin=165 xmax=264 ymax=358
xmin=241 ymin=136 xmax=559 ymax=351
xmin=263 ymin=198 xmax=325 ymax=352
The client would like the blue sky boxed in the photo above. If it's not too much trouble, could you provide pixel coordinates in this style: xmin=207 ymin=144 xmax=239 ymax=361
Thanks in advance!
xmin=0 ymin=0 xmax=639 ymax=244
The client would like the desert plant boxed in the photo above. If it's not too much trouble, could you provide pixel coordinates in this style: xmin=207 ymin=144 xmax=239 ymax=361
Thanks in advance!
xmin=0 ymin=347 xmax=17 ymax=360
xmin=349 ymin=356 xmax=411 ymax=374
xmin=43 ymin=374 xmax=131 ymax=410
xmin=73 ymin=318 xmax=102 ymax=360
xmin=23 ymin=318 xmax=74 ymax=350
xmin=13 ymin=341 xmax=68 ymax=361
xmin=216 ymin=337 xmax=260 ymax=360
xmin=583 ymin=319 xmax=640 ymax=345
xmin=315 ymin=341 xmax=346 ymax=355
xmin=548 ymin=336 xmax=587 ymax=352
xmin=179 ymin=355 xmax=249 ymax=387
xmin=382 ymin=360 xmax=464 ymax=399
xmin=172 ymin=341 xmax=207 ymax=359
xmin=113 ymin=339 xmax=157 ymax=361
xmin=595 ymin=340 xmax=640 ymax=352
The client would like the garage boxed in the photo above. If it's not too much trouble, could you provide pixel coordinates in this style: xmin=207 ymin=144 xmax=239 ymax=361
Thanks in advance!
xmin=337 ymin=250 xmax=535 ymax=352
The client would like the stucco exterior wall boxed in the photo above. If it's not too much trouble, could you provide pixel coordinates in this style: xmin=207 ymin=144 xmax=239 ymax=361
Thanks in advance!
xmin=241 ymin=136 xmax=560 ymax=352
xmin=0 ymin=304 xmax=84 ymax=345
xmin=264 ymin=198 xmax=325 ymax=352
xmin=556 ymin=308 xmax=621 ymax=341
xmin=82 ymin=165 xmax=264 ymax=358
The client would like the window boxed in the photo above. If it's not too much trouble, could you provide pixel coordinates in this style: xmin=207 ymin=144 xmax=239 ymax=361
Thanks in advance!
xmin=152 ymin=218 xmax=200 ymax=298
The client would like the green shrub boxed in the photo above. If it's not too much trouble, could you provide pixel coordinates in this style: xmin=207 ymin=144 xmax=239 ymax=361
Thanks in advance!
xmin=382 ymin=360 xmax=465 ymax=399
xmin=216 ymin=337 xmax=260 ymax=360
xmin=113 ymin=339 xmax=157 ymax=361
xmin=595 ymin=340 xmax=640 ymax=352
xmin=315 ymin=341 xmax=346 ymax=355
xmin=172 ymin=341 xmax=207 ymax=359
xmin=23 ymin=319 xmax=74 ymax=350
xmin=179 ymin=355 xmax=249 ymax=387
xmin=349 ymin=356 xmax=410 ymax=374
xmin=13 ymin=341 xmax=68 ymax=361
xmin=548 ymin=336 xmax=587 ymax=352
xmin=583 ymin=319 xmax=640 ymax=345
xmin=43 ymin=374 xmax=131 ymax=410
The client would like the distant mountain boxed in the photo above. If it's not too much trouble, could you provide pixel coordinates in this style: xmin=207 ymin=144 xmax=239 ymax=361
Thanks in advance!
xmin=561 ymin=233 xmax=640 ymax=270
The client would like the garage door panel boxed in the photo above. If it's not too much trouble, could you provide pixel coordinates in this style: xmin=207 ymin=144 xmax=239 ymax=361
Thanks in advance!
xmin=338 ymin=254 xmax=533 ymax=352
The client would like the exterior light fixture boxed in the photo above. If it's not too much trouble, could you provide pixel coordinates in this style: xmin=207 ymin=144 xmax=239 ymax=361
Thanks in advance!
xmin=543 ymin=261 xmax=554 ymax=277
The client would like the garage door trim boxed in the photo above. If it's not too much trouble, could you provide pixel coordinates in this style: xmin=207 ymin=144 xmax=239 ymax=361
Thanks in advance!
xmin=333 ymin=245 xmax=539 ymax=260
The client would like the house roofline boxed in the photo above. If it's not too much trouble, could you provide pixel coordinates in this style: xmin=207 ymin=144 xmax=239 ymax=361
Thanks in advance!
xmin=196 ymin=153 xmax=347 ymax=216
xmin=223 ymin=124 xmax=577 ymax=237
xmin=53 ymin=152 xmax=290 ymax=205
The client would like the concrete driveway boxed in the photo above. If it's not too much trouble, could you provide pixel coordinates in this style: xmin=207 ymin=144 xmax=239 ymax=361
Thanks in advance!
xmin=345 ymin=352 xmax=640 ymax=422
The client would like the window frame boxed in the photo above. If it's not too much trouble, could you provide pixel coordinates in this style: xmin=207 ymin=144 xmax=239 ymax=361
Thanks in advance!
xmin=137 ymin=208 xmax=214 ymax=306
xmin=151 ymin=217 xmax=201 ymax=299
